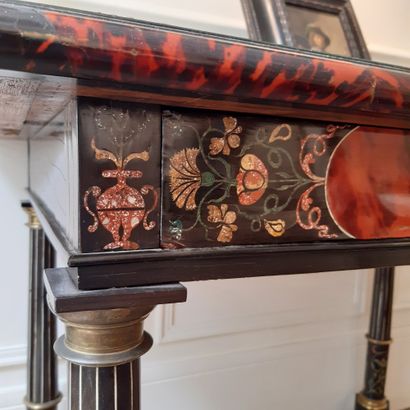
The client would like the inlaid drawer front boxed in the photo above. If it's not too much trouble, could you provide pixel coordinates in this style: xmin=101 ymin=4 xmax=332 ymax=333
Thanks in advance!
xmin=161 ymin=109 xmax=410 ymax=248
xmin=78 ymin=98 xmax=161 ymax=252
xmin=161 ymin=109 xmax=348 ymax=248
xmin=75 ymin=101 xmax=410 ymax=253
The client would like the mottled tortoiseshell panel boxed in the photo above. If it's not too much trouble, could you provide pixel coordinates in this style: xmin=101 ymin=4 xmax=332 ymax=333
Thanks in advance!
xmin=1 ymin=1 xmax=410 ymax=126
xmin=161 ymin=109 xmax=351 ymax=248
xmin=327 ymin=126 xmax=410 ymax=239
xmin=78 ymin=98 xmax=160 ymax=252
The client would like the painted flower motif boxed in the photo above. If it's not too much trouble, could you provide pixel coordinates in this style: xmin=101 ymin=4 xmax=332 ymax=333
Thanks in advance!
xmin=207 ymin=204 xmax=238 ymax=243
xmin=236 ymin=154 xmax=268 ymax=206
xmin=169 ymin=148 xmax=201 ymax=210
xmin=264 ymin=219 xmax=286 ymax=237
xmin=209 ymin=116 xmax=242 ymax=156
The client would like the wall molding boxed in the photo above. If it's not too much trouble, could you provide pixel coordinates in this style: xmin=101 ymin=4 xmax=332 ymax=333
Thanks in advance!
xmin=0 ymin=345 xmax=26 ymax=368
xmin=0 ymin=384 xmax=67 ymax=410
xmin=159 ymin=271 xmax=369 ymax=344
xmin=145 ymin=314 xmax=410 ymax=385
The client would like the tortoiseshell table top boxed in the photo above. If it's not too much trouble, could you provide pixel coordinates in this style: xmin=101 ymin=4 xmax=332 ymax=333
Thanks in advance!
xmin=1 ymin=0 xmax=410 ymax=136
xmin=1 ymin=0 xmax=410 ymax=289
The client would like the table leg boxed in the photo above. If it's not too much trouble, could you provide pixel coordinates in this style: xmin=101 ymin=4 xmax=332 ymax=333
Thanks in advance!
xmin=53 ymin=307 xmax=154 ymax=410
xmin=23 ymin=204 xmax=62 ymax=410
xmin=355 ymin=267 xmax=395 ymax=410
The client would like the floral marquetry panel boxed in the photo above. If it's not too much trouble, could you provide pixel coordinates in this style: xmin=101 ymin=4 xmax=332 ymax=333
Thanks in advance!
xmin=161 ymin=109 xmax=353 ymax=248
xmin=78 ymin=98 xmax=160 ymax=252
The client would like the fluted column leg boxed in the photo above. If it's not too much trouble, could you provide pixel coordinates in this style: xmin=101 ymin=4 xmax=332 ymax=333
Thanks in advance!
xmin=22 ymin=203 xmax=62 ymax=410
xmin=53 ymin=307 xmax=153 ymax=410
xmin=355 ymin=267 xmax=395 ymax=410
xmin=68 ymin=360 xmax=141 ymax=410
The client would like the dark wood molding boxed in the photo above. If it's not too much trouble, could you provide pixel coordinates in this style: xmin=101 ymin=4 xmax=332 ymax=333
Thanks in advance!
xmin=66 ymin=239 xmax=410 ymax=289
xmin=44 ymin=268 xmax=187 ymax=313
xmin=29 ymin=181 xmax=410 ymax=290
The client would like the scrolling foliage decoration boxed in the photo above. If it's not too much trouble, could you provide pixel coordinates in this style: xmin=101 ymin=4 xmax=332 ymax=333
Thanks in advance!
xmin=365 ymin=343 xmax=389 ymax=398
xmin=80 ymin=100 xmax=160 ymax=252
xmin=163 ymin=110 xmax=348 ymax=248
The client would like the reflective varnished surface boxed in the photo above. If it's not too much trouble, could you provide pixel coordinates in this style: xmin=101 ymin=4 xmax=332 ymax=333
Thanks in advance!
xmin=326 ymin=127 xmax=410 ymax=239
xmin=0 ymin=1 xmax=410 ymax=129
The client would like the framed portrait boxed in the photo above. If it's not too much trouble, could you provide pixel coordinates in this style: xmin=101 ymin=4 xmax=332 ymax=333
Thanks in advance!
xmin=241 ymin=0 xmax=370 ymax=59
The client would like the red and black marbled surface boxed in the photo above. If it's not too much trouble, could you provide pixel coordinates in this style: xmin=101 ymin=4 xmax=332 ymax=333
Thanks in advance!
xmin=326 ymin=127 xmax=410 ymax=239
xmin=1 ymin=1 xmax=410 ymax=127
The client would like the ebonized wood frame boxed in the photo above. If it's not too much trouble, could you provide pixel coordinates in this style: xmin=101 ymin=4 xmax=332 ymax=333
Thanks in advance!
xmin=241 ymin=0 xmax=370 ymax=58
xmin=30 ymin=188 xmax=410 ymax=290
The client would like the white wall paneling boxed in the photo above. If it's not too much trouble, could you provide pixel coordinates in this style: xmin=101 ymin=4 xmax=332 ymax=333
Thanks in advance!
xmin=158 ymin=271 xmax=368 ymax=344
xmin=1 ymin=1 xmax=410 ymax=409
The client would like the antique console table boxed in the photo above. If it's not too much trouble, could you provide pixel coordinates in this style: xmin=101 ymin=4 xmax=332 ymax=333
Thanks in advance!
xmin=0 ymin=1 xmax=409 ymax=409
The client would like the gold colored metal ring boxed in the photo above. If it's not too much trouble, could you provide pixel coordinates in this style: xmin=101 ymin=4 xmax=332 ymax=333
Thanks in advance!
xmin=24 ymin=393 xmax=62 ymax=410
xmin=366 ymin=334 xmax=393 ymax=345
xmin=356 ymin=392 xmax=388 ymax=410
xmin=23 ymin=207 xmax=42 ymax=230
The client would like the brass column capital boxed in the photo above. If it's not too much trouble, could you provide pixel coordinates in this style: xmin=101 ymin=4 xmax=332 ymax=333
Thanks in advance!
xmin=23 ymin=206 xmax=42 ymax=230
xmin=53 ymin=306 xmax=154 ymax=367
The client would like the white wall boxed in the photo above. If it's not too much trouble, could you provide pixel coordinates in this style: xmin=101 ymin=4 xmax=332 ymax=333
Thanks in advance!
xmin=1 ymin=1 xmax=410 ymax=409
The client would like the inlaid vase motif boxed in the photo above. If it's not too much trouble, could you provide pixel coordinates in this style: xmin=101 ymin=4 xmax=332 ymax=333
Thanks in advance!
xmin=81 ymin=104 xmax=159 ymax=251
xmin=84 ymin=139 xmax=158 ymax=250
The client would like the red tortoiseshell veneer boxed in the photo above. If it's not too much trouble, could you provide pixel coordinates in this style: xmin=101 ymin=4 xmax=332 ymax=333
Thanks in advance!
xmin=0 ymin=1 xmax=410 ymax=128
xmin=326 ymin=127 xmax=410 ymax=239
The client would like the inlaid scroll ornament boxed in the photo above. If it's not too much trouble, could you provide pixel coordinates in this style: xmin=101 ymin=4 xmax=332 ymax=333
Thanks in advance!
xmin=166 ymin=114 xmax=342 ymax=246
xmin=296 ymin=124 xmax=344 ymax=238
xmin=83 ymin=107 xmax=158 ymax=250
xmin=365 ymin=343 xmax=389 ymax=397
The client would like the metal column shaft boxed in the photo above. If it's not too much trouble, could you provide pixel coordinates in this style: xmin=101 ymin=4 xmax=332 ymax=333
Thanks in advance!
xmin=23 ymin=204 xmax=62 ymax=410
xmin=355 ymin=267 xmax=395 ymax=410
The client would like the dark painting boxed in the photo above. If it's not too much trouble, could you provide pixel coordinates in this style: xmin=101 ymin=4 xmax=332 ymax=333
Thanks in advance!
xmin=286 ymin=5 xmax=352 ymax=56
